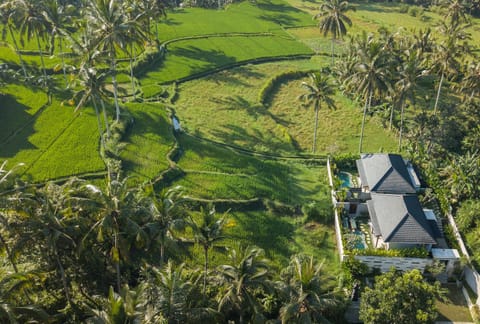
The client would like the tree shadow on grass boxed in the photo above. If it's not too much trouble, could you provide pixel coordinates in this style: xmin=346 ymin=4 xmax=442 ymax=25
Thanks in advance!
xmin=121 ymin=109 xmax=174 ymax=177
xmin=256 ymin=0 xmax=303 ymax=27
xmin=0 ymin=94 xmax=37 ymax=157
xmin=228 ymin=211 xmax=296 ymax=261
xmin=176 ymin=133 xmax=318 ymax=203
xmin=169 ymin=45 xmax=236 ymax=69
xmin=143 ymin=45 xmax=238 ymax=82
xmin=211 ymin=95 xmax=291 ymax=126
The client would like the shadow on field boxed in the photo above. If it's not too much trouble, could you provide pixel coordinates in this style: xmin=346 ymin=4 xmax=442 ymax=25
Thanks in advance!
xmin=200 ymin=65 xmax=266 ymax=89
xmin=170 ymin=45 xmax=236 ymax=69
xmin=228 ymin=211 xmax=295 ymax=258
xmin=176 ymin=133 xmax=320 ymax=203
xmin=0 ymin=94 xmax=37 ymax=157
xmin=256 ymin=0 xmax=302 ymax=26
xmin=121 ymin=109 xmax=172 ymax=178
xmin=211 ymin=95 xmax=291 ymax=126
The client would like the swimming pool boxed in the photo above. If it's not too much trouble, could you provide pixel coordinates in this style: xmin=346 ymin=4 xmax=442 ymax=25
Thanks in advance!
xmin=338 ymin=171 xmax=352 ymax=188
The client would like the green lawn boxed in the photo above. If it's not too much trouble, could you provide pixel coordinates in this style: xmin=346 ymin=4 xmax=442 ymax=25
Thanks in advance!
xmin=436 ymin=283 xmax=473 ymax=322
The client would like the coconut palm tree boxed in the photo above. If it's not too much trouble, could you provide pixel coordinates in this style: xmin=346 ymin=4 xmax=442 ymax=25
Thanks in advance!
xmin=395 ymin=49 xmax=423 ymax=151
xmin=189 ymin=205 xmax=230 ymax=299
xmin=298 ymin=72 xmax=336 ymax=154
xmin=42 ymin=0 xmax=74 ymax=88
xmin=278 ymin=254 xmax=340 ymax=323
xmin=216 ymin=246 xmax=270 ymax=323
xmin=123 ymin=0 xmax=150 ymax=101
xmin=81 ymin=177 xmax=147 ymax=292
xmin=459 ymin=62 xmax=480 ymax=104
xmin=314 ymin=0 xmax=354 ymax=65
xmin=347 ymin=34 xmax=393 ymax=153
xmin=441 ymin=0 xmax=469 ymax=25
xmin=0 ymin=1 xmax=28 ymax=78
xmin=431 ymin=20 xmax=470 ymax=115
xmin=142 ymin=184 xmax=185 ymax=265
xmin=71 ymin=52 xmax=111 ymax=150
xmin=86 ymin=0 xmax=130 ymax=122
xmin=16 ymin=0 xmax=51 ymax=89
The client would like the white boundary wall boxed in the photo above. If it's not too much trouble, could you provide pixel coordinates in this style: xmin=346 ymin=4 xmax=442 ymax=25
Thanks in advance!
xmin=354 ymin=255 xmax=432 ymax=273
xmin=446 ymin=210 xmax=480 ymax=304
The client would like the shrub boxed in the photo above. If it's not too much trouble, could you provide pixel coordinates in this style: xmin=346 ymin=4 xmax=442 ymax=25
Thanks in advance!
xmin=258 ymin=70 xmax=311 ymax=106
xmin=332 ymin=153 xmax=358 ymax=171
xmin=399 ymin=4 xmax=409 ymax=13
xmin=264 ymin=199 xmax=296 ymax=216
xmin=302 ymin=201 xmax=330 ymax=223
xmin=408 ymin=6 xmax=423 ymax=17
xmin=352 ymin=247 xmax=429 ymax=258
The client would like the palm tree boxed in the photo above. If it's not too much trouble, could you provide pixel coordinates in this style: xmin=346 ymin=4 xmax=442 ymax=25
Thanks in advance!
xmin=71 ymin=53 xmax=111 ymax=150
xmin=81 ymin=177 xmax=146 ymax=292
xmin=431 ymin=20 xmax=470 ymax=115
xmin=459 ymin=62 xmax=480 ymax=103
xmin=314 ymin=0 xmax=354 ymax=65
xmin=16 ymin=0 xmax=51 ymax=89
xmin=189 ymin=205 xmax=230 ymax=299
xmin=123 ymin=0 xmax=150 ymax=101
xmin=347 ymin=34 xmax=393 ymax=153
xmin=298 ymin=72 xmax=336 ymax=154
xmin=216 ymin=246 xmax=270 ymax=323
xmin=395 ymin=49 xmax=423 ymax=151
xmin=143 ymin=184 xmax=185 ymax=265
xmin=278 ymin=254 xmax=340 ymax=323
xmin=0 ymin=1 xmax=28 ymax=78
xmin=86 ymin=0 xmax=130 ymax=122
xmin=441 ymin=0 xmax=469 ymax=25
xmin=42 ymin=0 xmax=73 ymax=88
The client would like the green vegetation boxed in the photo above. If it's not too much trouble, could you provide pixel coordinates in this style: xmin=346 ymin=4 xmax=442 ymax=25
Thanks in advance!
xmin=1 ymin=0 xmax=480 ymax=321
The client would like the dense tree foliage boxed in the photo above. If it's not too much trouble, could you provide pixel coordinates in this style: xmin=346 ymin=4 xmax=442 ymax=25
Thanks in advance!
xmin=359 ymin=269 xmax=445 ymax=324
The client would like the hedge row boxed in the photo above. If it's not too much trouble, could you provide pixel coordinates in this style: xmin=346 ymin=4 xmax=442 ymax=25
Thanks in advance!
xmin=258 ymin=70 xmax=313 ymax=106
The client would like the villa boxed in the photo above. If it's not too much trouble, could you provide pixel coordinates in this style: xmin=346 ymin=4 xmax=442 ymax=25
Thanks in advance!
xmin=329 ymin=153 xmax=460 ymax=277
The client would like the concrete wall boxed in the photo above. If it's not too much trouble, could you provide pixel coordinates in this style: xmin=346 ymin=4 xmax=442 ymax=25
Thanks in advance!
xmin=354 ymin=255 xmax=432 ymax=273
xmin=464 ymin=266 xmax=480 ymax=304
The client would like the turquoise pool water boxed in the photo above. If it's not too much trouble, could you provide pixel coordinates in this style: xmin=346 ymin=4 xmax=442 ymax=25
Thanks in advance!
xmin=338 ymin=171 xmax=352 ymax=188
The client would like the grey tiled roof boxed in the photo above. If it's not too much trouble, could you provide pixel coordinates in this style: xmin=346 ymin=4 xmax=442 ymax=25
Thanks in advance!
xmin=356 ymin=153 xmax=416 ymax=194
xmin=368 ymin=193 xmax=437 ymax=245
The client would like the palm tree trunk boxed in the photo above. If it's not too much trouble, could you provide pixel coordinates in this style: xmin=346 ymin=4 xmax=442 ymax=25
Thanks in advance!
xmin=54 ymin=248 xmax=71 ymax=305
xmin=433 ymin=73 xmax=444 ymax=115
xmin=130 ymin=44 xmax=136 ymax=101
xmin=8 ymin=25 xmax=27 ymax=79
xmin=35 ymin=31 xmax=48 ymax=89
xmin=155 ymin=20 xmax=159 ymax=47
xmin=203 ymin=245 xmax=208 ymax=299
xmin=160 ymin=232 xmax=165 ymax=265
xmin=331 ymin=37 xmax=335 ymax=66
xmin=389 ymin=102 xmax=395 ymax=130
xmin=359 ymin=90 xmax=373 ymax=153
xmin=100 ymin=99 xmax=111 ymax=139
xmin=398 ymin=100 xmax=405 ymax=152
xmin=0 ymin=233 xmax=18 ymax=273
xmin=312 ymin=104 xmax=319 ymax=153
xmin=92 ymin=97 xmax=105 ymax=149
xmin=114 ymin=233 xmax=121 ymax=293
xmin=110 ymin=52 xmax=121 ymax=122
xmin=59 ymin=37 xmax=68 ymax=88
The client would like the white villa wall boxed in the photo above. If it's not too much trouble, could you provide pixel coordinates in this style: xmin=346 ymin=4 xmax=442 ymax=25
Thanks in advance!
xmin=464 ymin=266 xmax=480 ymax=304
xmin=354 ymin=255 xmax=432 ymax=273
